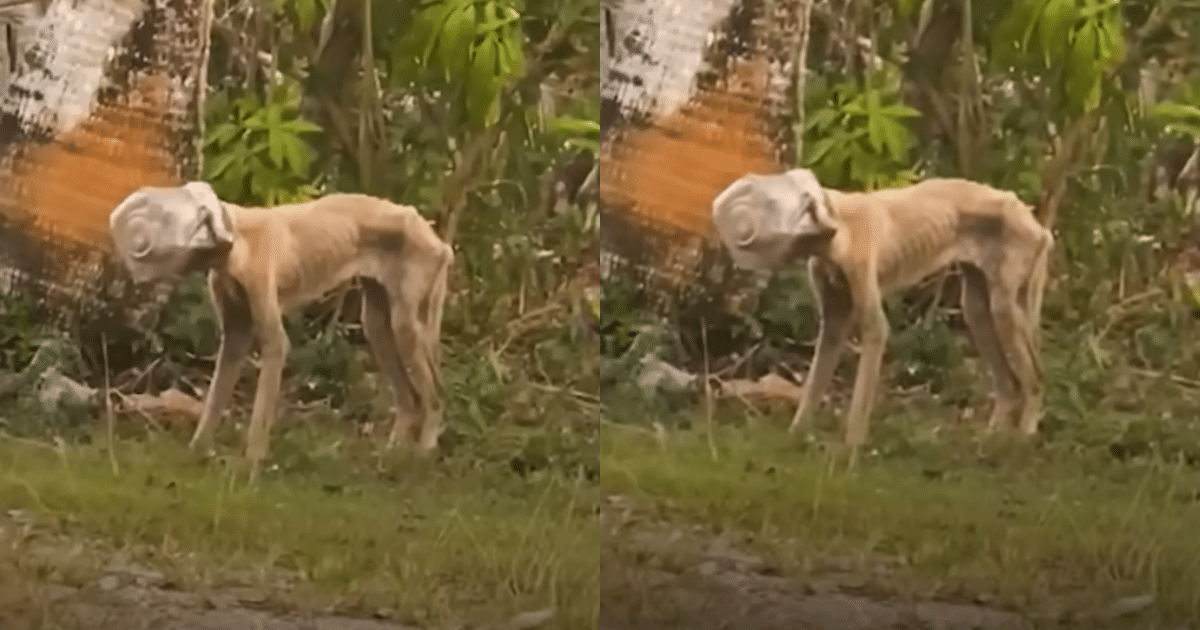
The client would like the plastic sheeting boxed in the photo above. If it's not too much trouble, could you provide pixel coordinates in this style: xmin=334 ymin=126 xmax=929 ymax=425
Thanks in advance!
xmin=600 ymin=0 xmax=806 ymax=316
xmin=0 ymin=0 xmax=211 ymax=330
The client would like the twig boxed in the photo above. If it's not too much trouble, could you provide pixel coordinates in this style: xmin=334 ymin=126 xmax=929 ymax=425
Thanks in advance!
xmin=0 ymin=431 xmax=58 ymax=451
xmin=123 ymin=356 xmax=161 ymax=392
xmin=717 ymin=341 xmax=761 ymax=378
xmin=1129 ymin=368 xmax=1200 ymax=390
xmin=792 ymin=0 xmax=814 ymax=166
xmin=101 ymin=332 xmax=119 ymax=476
xmin=527 ymin=381 xmax=600 ymax=403
xmin=700 ymin=317 xmax=717 ymax=461
xmin=110 ymin=391 xmax=166 ymax=433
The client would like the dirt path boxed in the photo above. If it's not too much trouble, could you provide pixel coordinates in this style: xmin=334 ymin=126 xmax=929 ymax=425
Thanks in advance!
xmin=0 ymin=507 xmax=421 ymax=630
xmin=9 ymin=582 xmax=418 ymax=630
xmin=599 ymin=494 xmax=1033 ymax=630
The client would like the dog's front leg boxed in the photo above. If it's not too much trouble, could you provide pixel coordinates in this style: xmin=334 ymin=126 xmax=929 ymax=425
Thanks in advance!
xmin=191 ymin=275 xmax=254 ymax=453
xmin=243 ymin=290 xmax=289 ymax=475
xmin=789 ymin=262 xmax=854 ymax=435
xmin=842 ymin=270 xmax=888 ymax=468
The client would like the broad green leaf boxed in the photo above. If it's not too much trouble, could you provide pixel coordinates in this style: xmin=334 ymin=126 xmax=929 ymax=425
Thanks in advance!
xmin=1070 ymin=19 xmax=1098 ymax=70
xmin=205 ymin=122 xmax=239 ymax=147
xmin=280 ymin=134 xmax=314 ymax=176
xmin=564 ymin=137 xmax=600 ymax=154
xmin=803 ymin=136 xmax=839 ymax=167
xmin=1039 ymin=0 xmax=1078 ymax=61
xmin=880 ymin=103 xmax=921 ymax=118
xmin=865 ymin=90 xmax=884 ymax=152
xmin=440 ymin=3 xmax=477 ymax=77
xmin=266 ymin=107 xmax=285 ymax=168
xmin=204 ymin=149 xmax=241 ymax=179
xmin=1019 ymin=0 xmax=1050 ymax=51
xmin=1151 ymin=102 xmax=1200 ymax=121
xmin=842 ymin=101 xmax=867 ymax=117
xmin=279 ymin=118 xmax=323 ymax=134
xmin=879 ymin=117 xmax=913 ymax=161
xmin=467 ymin=32 xmax=500 ymax=126
xmin=1078 ymin=0 xmax=1117 ymax=20
xmin=804 ymin=108 xmax=839 ymax=131
xmin=867 ymin=116 xmax=884 ymax=154
xmin=243 ymin=109 xmax=268 ymax=130
xmin=477 ymin=1 xmax=519 ymax=33
xmin=1164 ymin=122 xmax=1200 ymax=138
xmin=294 ymin=0 xmax=317 ymax=32
xmin=497 ymin=20 xmax=525 ymax=77
xmin=419 ymin=1 xmax=457 ymax=67
xmin=550 ymin=116 xmax=599 ymax=135
xmin=1096 ymin=17 xmax=1125 ymax=64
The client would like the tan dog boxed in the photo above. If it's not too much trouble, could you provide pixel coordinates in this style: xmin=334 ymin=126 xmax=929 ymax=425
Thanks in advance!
xmin=110 ymin=182 xmax=452 ymax=476
xmin=713 ymin=170 xmax=1052 ymax=465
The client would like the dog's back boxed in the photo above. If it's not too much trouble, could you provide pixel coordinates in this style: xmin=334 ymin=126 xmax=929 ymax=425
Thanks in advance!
xmin=223 ymin=193 xmax=446 ymax=310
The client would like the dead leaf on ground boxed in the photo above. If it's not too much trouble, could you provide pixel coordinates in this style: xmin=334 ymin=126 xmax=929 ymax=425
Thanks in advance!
xmin=716 ymin=373 xmax=802 ymax=403
xmin=116 ymin=388 xmax=204 ymax=424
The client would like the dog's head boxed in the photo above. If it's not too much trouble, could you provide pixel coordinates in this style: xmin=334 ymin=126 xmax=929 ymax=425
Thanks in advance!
xmin=711 ymin=168 xmax=837 ymax=271
xmin=109 ymin=181 xmax=235 ymax=283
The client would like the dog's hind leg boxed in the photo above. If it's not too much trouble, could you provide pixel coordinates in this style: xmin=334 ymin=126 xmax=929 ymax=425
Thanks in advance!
xmin=360 ymin=278 xmax=422 ymax=448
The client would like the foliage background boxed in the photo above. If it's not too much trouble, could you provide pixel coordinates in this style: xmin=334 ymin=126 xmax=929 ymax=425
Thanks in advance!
xmin=1 ymin=0 xmax=600 ymax=472
xmin=602 ymin=0 xmax=1200 ymax=457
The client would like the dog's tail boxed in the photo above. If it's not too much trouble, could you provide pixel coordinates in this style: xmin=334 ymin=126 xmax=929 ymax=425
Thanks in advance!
xmin=423 ymin=242 xmax=453 ymax=393
xmin=1023 ymin=225 xmax=1053 ymax=377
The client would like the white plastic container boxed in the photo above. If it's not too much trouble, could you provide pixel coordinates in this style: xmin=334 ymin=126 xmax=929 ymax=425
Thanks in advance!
xmin=710 ymin=168 xmax=835 ymax=271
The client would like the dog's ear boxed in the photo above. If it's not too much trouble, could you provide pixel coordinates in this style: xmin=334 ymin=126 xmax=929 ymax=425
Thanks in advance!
xmin=783 ymin=168 xmax=837 ymax=231
xmin=182 ymin=181 xmax=235 ymax=247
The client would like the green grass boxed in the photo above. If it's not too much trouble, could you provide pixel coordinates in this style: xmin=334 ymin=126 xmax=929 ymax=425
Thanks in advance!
xmin=600 ymin=402 xmax=1200 ymax=626
xmin=0 ymin=418 xmax=599 ymax=629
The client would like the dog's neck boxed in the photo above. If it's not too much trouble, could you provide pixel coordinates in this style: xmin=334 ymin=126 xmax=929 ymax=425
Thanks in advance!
xmin=789 ymin=230 xmax=836 ymax=260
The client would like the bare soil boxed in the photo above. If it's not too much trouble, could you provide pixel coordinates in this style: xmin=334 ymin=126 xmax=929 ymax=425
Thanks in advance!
xmin=599 ymin=494 xmax=1034 ymax=630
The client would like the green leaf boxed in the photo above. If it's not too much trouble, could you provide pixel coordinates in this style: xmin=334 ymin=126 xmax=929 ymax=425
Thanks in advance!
xmin=564 ymin=137 xmax=600 ymax=153
xmin=1070 ymin=19 xmax=1098 ymax=70
xmin=1019 ymin=0 xmax=1050 ymax=51
xmin=880 ymin=103 xmax=921 ymax=118
xmin=266 ymin=107 xmax=286 ymax=168
xmin=1164 ymin=122 xmax=1200 ymax=138
xmin=204 ymin=149 xmax=241 ymax=180
xmin=278 ymin=118 xmax=323 ymax=134
xmin=440 ymin=3 xmax=477 ymax=77
xmin=803 ymin=136 xmax=840 ymax=167
xmin=280 ymin=134 xmax=313 ymax=176
xmin=418 ymin=1 xmax=456 ymax=67
xmin=467 ymin=32 xmax=500 ymax=126
xmin=1078 ymin=0 xmax=1117 ymax=20
xmin=550 ymin=115 xmax=599 ymax=136
xmin=205 ymin=122 xmax=239 ymax=147
xmin=243 ymin=109 xmax=268 ymax=130
xmin=1098 ymin=12 xmax=1125 ymax=63
xmin=294 ymin=0 xmax=317 ymax=31
xmin=497 ymin=20 xmax=525 ymax=77
xmin=804 ymin=108 xmax=839 ymax=131
xmin=865 ymin=90 xmax=884 ymax=153
xmin=842 ymin=94 xmax=867 ymax=117
xmin=477 ymin=1 xmax=519 ymax=33
xmin=1039 ymin=0 xmax=1078 ymax=61
xmin=1151 ymin=102 xmax=1200 ymax=121
xmin=879 ymin=117 xmax=913 ymax=161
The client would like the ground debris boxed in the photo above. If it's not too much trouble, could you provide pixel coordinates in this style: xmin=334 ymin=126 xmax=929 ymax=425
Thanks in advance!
xmin=115 ymin=387 xmax=204 ymax=424
xmin=600 ymin=495 xmax=1033 ymax=630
